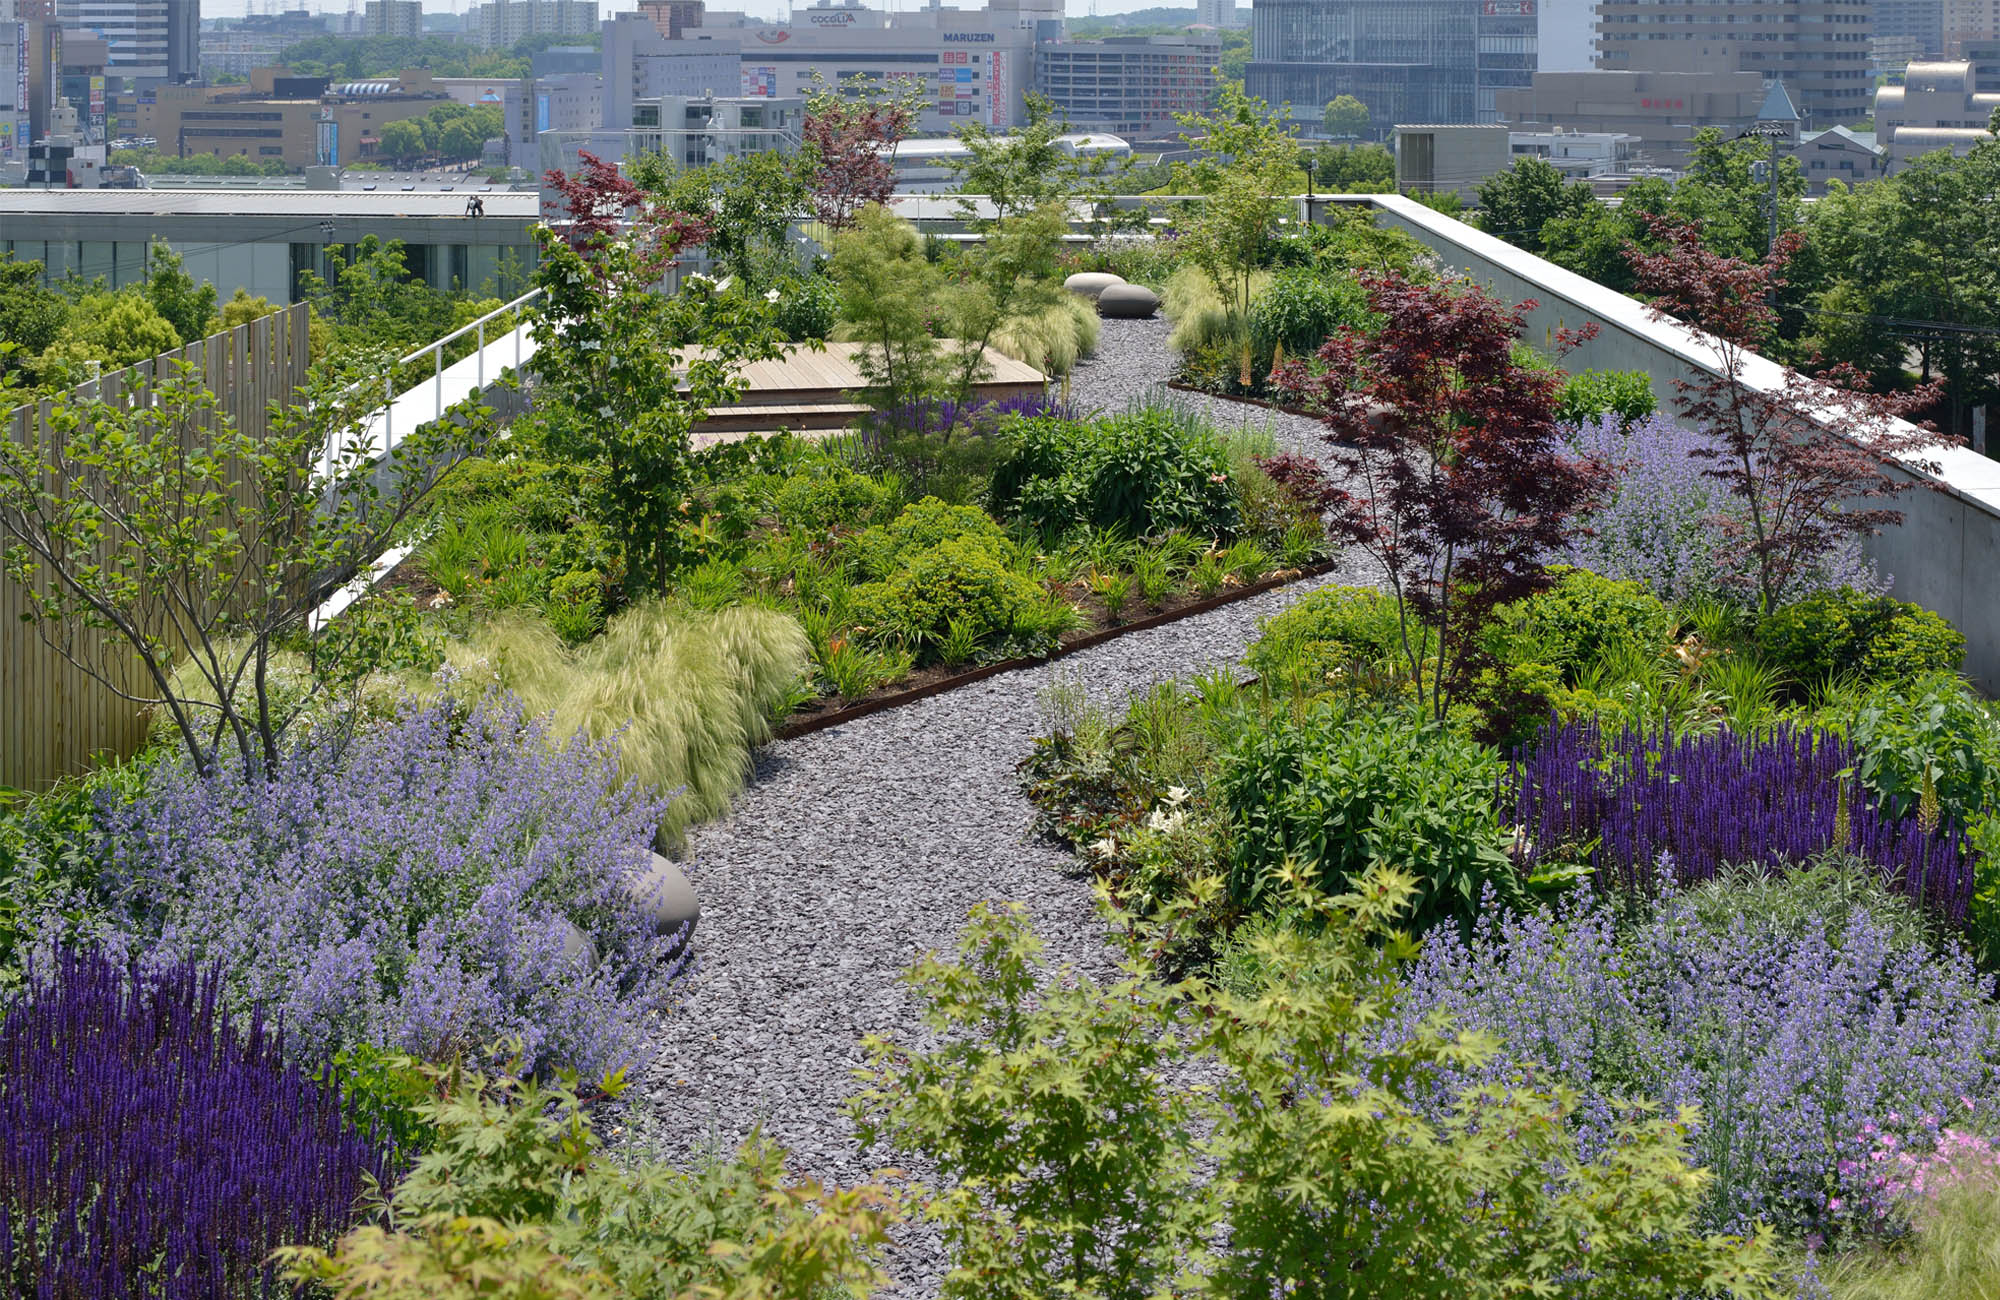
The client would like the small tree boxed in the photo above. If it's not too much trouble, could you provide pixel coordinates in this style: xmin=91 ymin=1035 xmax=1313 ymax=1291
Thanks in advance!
xmin=143 ymin=241 xmax=217 ymax=346
xmin=1321 ymin=92 xmax=1369 ymax=139
xmin=1271 ymin=273 xmax=1613 ymax=719
xmin=799 ymin=76 xmax=923 ymax=234
xmin=0 ymin=345 xmax=474 ymax=777
xmin=530 ymin=152 xmax=780 ymax=593
xmin=1170 ymin=84 xmax=1301 ymax=324
xmin=949 ymin=92 xmax=1107 ymax=226
xmin=636 ymin=148 xmax=811 ymax=291
xmin=1625 ymin=216 xmax=1952 ymax=613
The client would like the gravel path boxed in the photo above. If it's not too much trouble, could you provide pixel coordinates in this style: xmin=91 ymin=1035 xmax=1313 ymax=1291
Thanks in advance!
xmin=631 ymin=317 xmax=1364 ymax=1292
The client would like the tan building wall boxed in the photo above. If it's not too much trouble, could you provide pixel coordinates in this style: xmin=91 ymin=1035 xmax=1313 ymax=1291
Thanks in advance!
xmin=1495 ymin=69 xmax=1767 ymax=168
xmin=145 ymin=74 xmax=450 ymax=169
xmin=1947 ymin=0 xmax=2000 ymax=50
xmin=1874 ymin=57 xmax=2000 ymax=167
xmin=1595 ymin=0 xmax=1874 ymax=126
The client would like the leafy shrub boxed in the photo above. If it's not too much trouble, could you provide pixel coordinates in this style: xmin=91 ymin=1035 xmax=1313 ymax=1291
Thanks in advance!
xmin=1512 ymin=719 xmax=1976 ymax=922
xmin=1490 ymin=567 xmax=1673 ymax=686
xmin=850 ymin=533 xmax=1044 ymax=660
xmin=1756 ymin=589 xmax=1965 ymax=691
xmin=439 ymin=602 xmax=810 ymax=842
xmin=1245 ymin=585 xmax=1426 ymax=695
xmin=1555 ymin=369 xmax=1657 ymax=430
xmin=769 ymin=272 xmax=839 ymax=342
xmin=0 ymin=951 xmax=396 ymax=1298
xmin=988 ymin=409 xmax=1239 ymax=541
xmin=1844 ymin=673 xmax=2000 ymax=824
xmin=1397 ymin=867 xmax=2000 ymax=1240
xmin=73 ymin=694 xmax=681 ymax=1076
xmin=281 ymin=1055 xmax=897 ymax=1300
xmin=1217 ymin=700 xmax=1520 ymax=926
xmin=846 ymin=496 xmax=1011 ymax=580
xmin=853 ymin=869 xmax=1786 ymax=1300
xmin=1248 ymin=267 xmax=1370 ymax=359
xmin=771 ymin=465 xmax=890 ymax=534
xmin=546 ymin=569 xmax=606 ymax=644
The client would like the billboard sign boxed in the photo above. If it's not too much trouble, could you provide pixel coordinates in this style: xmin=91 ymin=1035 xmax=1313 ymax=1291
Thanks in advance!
xmin=740 ymin=65 xmax=776 ymax=97
xmin=536 ymin=91 xmax=550 ymax=133
xmin=46 ymin=25 xmax=59 ymax=119
xmin=88 ymin=74 xmax=103 ymax=137
xmin=987 ymin=49 xmax=1006 ymax=126
xmin=316 ymin=116 xmax=338 ymax=166
xmin=15 ymin=25 xmax=27 ymax=121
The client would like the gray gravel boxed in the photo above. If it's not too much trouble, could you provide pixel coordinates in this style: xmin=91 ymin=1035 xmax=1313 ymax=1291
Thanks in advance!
xmin=629 ymin=317 xmax=1367 ymax=1292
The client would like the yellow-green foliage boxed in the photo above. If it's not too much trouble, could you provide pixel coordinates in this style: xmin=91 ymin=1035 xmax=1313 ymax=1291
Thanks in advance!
xmin=1163 ymin=265 xmax=1270 ymax=355
xmin=991 ymin=295 xmax=1100 ymax=377
xmin=436 ymin=602 xmax=809 ymax=842
xmin=1826 ymin=1183 xmax=2000 ymax=1300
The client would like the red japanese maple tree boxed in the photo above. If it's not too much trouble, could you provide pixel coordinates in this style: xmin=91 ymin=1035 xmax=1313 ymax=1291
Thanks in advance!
xmin=1272 ymin=272 xmax=1613 ymax=718
xmin=1626 ymin=216 xmax=1952 ymax=613
xmin=799 ymin=93 xmax=915 ymax=233
xmin=540 ymin=149 xmax=711 ymax=273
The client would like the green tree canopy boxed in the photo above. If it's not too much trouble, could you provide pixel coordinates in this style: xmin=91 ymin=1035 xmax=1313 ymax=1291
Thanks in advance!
xmin=1321 ymin=93 xmax=1369 ymax=139
xmin=1472 ymin=157 xmax=1594 ymax=255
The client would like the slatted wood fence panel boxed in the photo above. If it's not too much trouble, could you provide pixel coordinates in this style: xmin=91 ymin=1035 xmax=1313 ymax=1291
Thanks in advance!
xmin=0 ymin=304 xmax=311 ymax=791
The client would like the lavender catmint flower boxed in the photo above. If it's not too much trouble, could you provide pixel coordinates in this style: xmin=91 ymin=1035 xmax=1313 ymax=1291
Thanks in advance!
xmin=61 ymin=692 xmax=680 ymax=1078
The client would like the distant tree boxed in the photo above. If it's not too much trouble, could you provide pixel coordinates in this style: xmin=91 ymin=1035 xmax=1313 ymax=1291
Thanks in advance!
xmin=298 ymin=236 xmax=454 ymax=351
xmin=799 ymin=76 xmax=922 ymax=233
xmin=950 ymin=92 xmax=1109 ymax=225
xmin=1626 ymin=216 xmax=1953 ymax=613
xmin=1472 ymin=157 xmax=1592 ymax=255
xmin=143 ymin=241 xmax=217 ymax=346
xmin=1272 ymin=273 xmax=1613 ymax=719
xmin=376 ymin=118 xmax=425 ymax=165
xmin=638 ymin=148 xmax=811 ymax=290
xmin=42 ymin=292 xmax=182 ymax=374
xmin=0 ymin=254 xmax=70 ymax=374
xmin=1307 ymin=142 xmax=1394 ymax=193
xmin=218 ymin=287 xmax=280 ymax=331
xmin=1321 ymin=93 xmax=1369 ymax=139
xmin=1216 ymin=32 xmax=1250 ymax=85
xmin=1171 ymin=83 xmax=1301 ymax=323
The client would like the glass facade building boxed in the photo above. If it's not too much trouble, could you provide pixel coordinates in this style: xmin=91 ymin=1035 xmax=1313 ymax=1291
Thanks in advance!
xmin=1246 ymin=0 xmax=1537 ymax=126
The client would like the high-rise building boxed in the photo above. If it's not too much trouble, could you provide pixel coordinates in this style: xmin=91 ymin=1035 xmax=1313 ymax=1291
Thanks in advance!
xmin=1246 ymin=0 xmax=1533 ymax=126
xmin=1881 ymin=0 xmax=1945 ymax=57
xmin=1595 ymin=0 xmax=1872 ymax=127
xmin=364 ymin=0 xmax=423 ymax=39
xmin=54 ymin=1 xmax=197 ymax=83
xmin=1194 ymin=0 xmax=1235 ymax=28
xmin=463 ymin=0 xmax=598 ymax=51
xmin=1946 ymin=0 xmax=2000 ymax=50
xmin=1034 ymin=33 xmax=1219 ymax=138
xmin=638 ymin=0 xmax=703 ymax=40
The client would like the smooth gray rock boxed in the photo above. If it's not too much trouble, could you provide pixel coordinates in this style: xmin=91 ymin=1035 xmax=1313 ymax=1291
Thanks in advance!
xmin=630 ymin=851 xmax=700 ymax=947
xmin=1062 ymin=271 xmax=1124 ymax=301
xmin=1095 ymin=282 xmax=1161 ymax=319
xmin=555 ymin=918 xmax=598 ymax=968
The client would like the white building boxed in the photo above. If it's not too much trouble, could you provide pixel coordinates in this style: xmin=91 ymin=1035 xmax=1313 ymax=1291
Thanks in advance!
xmin=888 ymin=130 xmax=1127 ymax=191
xmin=602 ymin=11 xmax=744 ymax=129
xmin=0 ymin=20 xmax=27 ymax=161
xmin=364 ymin=0 xmax=424 ymax=39
xmin=55 ymin=0 xmax=196 ymax=83
xmin=1507 ymin=128 xmax=1640 ymax=177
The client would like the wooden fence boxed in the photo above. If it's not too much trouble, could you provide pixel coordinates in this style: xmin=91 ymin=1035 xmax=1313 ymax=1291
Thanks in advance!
xmin=0 ymin=304 xmax=312 ymax=791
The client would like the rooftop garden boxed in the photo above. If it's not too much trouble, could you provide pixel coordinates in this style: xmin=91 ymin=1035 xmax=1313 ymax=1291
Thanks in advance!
xmin=1 ymin=82 xmax=1998 ymax=1300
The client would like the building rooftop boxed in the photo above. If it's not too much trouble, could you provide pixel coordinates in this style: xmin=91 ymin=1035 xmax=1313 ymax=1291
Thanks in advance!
xmin=0 ymin=189 xmax=544 ymax=218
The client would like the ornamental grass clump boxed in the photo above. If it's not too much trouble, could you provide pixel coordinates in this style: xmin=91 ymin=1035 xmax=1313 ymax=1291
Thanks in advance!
xmin=0 ymin=950 xmax=395 ymax=1299
xmin=86 ymin=692 xmax=680 ymax=1076
xmin=1394 ymin=869 xmax=2000 ymax=1242
xmin=1512 ymin=719 xmax=1976 ymax=922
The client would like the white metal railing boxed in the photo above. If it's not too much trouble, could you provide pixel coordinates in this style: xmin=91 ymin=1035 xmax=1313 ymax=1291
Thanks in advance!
xmin=324 ymin=286 xmax=543 ymax=477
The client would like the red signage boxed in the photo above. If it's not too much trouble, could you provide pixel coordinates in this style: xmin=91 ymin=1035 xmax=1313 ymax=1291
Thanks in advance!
xmin=1481 ymin=1 xmax=1533 ymax=12
xmin=1639 ymin=97 xmax=1686 ymax=109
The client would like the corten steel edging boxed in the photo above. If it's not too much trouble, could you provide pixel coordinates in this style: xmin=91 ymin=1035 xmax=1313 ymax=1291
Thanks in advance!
xmin=769 ymin=559 xmax=1340 ymax=742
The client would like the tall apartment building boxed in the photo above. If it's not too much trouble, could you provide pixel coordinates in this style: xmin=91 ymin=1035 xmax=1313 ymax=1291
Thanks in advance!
xmin=1034 ymin=34 xmax=1218 ymax=138
xmin=54 ymin=1 xmax=196 ymax=82
xmin=638 ymin=0 xmax=704 ymax=39
xmin=1945 ymin=0 xmax=2000 ymax=49
xmin=1246 ymin=0 xmax=1532 ymax=126
xmin=364 ymin=0 xmax=423 ymax=39
xmin=1880 ymin=0 xmax=1945 ymax=57
xmin=1194 ymin=0 xmax=1236 ymax=28
xmin=463 ymin=0 xmax=599 ymax=51
xmin=1595 ymin=0 xmax=1872 ymax=127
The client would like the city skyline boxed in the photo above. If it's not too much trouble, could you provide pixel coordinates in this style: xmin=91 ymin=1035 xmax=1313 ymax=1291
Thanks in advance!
xmin=195 ymin=0 xmax=1201 ymax=23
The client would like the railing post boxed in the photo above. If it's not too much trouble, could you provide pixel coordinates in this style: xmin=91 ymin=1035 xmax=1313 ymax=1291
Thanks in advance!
xmin=477 ymin=319 xmax=486 ymax=393
xmin=434 ymin=344 xmax=443 ymax=425
xmin=385 ymin=373 xmax=395 ymax=453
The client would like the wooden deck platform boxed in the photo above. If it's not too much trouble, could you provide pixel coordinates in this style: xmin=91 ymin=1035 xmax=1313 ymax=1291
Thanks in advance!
xmin=690 ymin=341 xmax=1046 ymax=439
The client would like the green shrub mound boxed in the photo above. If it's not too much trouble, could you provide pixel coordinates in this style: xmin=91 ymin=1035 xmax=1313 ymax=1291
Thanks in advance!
xmin=1245 ymin=585 xmax=1424 ymax=692
xmin=846 ymin=497 xmax=1010 ymax=580
xmin=1217 ymin=701 xmax=1520 ymax=927
xmin=1555 ymin=369 xmax=1657 ymax=431
xmin=850 ymin=534 xmax=1044 ymax=659
xmin=989 ymin=410 xmax=1240 ymax=541
xmin=1756 ymin=588 xmax=1965 ymax=691
xmin=1494 ymin=567 xmax=1674 ymax=686
xmin=771 ymin=466 xmax=891 ymax=535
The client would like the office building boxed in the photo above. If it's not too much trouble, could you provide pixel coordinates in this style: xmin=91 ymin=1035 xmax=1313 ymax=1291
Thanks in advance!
xmin=639 ymin=0 xmax=705 ymax=39
xmin=1796 ymin=124 xmax=1884 ymax=190
xmin=1033 ymin=34 xmax=1217 ymax=139
xmin=1880 ymin=0 xmax=1945 ymax=57
xmin=1873 ymin=49 xmax=2000 ymax=167
xmin=1595 ymin=0 xmax=1872 ymax=128
xmin=601 ymin=11 xmax=741 ymax=129
xmin=1495 ymin=68 xmax=1767 ymax=168
xmin=364 ymin=0 xmax=423 ymax=39
xmin=55 ymin=0 xmax=197 ymax=84
xmin=438 ymin=69 xmax=601 ymax=163
xmin=463 ymin=0 xmax=598 ymax=51
xmin=1194 ymin=0 xmax=1236 ymax=28
xmin=144 ymin=68 xmax=459 ymax=169
xmin=0 ymin=20 xmax=27 ymax=158
xmin=1246 ymin=0 xmax=1533 ymax=126
xmin=1394 ymin=122 xmax=1507 ymax=198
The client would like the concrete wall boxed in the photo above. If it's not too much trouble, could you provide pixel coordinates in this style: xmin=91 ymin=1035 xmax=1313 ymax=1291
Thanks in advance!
xmin=1343 ymin=193 xmax=2000 ymax=691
